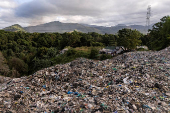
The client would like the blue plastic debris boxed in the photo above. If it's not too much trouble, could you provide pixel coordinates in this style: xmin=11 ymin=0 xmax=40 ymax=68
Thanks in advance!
xmin=74 ymin=92 xmax=79 ymax=95
xmin=67 ymin=91 xmax=73 ymax=94
xmin=77 ymin=94 xmax=81 ymax=97
xmin=43 ymin=85 xmax=46 ymax=88
xmin=143 ymin=105 xmax=151 ymax=109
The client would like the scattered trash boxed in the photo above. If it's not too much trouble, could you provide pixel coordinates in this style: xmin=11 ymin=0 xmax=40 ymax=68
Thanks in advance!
xmin=0 ymin=46 xmax=170 ymax=112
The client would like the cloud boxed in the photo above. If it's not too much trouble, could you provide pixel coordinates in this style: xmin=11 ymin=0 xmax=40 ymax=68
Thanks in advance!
xmin=15 ymin=0 xmax=56 ymax=18
xmin=15 ymin=0 xmax=149 ymax=18
xmin=0 ymin=0 xmax=170 ymax=28
xmin=0 ymin=0 xmax=17 ymax=9
xmin=15 ymin=0 xmax=103 ymax=18
xmin=14 ymin=0 xmax=150 ymax=26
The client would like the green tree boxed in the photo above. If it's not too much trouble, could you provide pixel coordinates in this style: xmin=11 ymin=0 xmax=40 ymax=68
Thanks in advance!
xmin=30 ymin=57 xmax=53 ymax=73
xmin=102 ymin=34 xmax=117 ymax=46
xmin=6 ymin=49 xmax=14 ymax=57
xmin=68 ymin=31 xmax=81 ymax=47
xmin=89 ymin=47 xmax=99 ymax=59
xmin=66 ymin=48 xmax=76 ymax=56
xmin=37 ymin=36 xmax=48 ymax=47
xmin=100 ymin=54 xmax=112 ymax=60
xmin=47 ymin=47 xmax=58 ymax=58
xmin=80 ymin=33 xmax=88 ymax=46
xmin=54 ymin=33 xmax=62 ymax=48
xmin=148 ymin=16 xmax=170 ymax=50
xmin=117 ymin=28 xmax=142 ymax=50
xmin=37 ymin=47 xmax=48 ymax=57
xmin=60 ymin=33 xmax=69 ymax=49
xmin=8 ymin=57 xmax=28 ymax=76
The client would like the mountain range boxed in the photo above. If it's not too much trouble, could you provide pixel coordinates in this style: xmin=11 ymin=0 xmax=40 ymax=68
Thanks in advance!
xmin=2 ymin=21 xmax=149 ymax=34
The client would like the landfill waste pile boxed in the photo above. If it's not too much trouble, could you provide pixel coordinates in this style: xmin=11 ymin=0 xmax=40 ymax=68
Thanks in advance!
xmin=0 ymin=47 xmax=170 ymax=113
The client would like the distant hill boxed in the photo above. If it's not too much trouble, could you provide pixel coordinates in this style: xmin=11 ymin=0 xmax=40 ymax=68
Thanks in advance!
xmin=91 ymin=24 xmax=147 ymax=34
xmin=3 ymin=21 xmax=150 ymax=34
xmin=24 ymin=21 xmax=103 ymax=34
xmin=3 ymin=24 xmax=27 ymax=32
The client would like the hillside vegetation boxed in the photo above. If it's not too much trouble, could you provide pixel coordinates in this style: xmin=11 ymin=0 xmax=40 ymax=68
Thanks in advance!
xmin=0 ymin=51 xmax=10 ymax=76
xmin=0 ymin=16 xmax=169 ymax=78
xmin=0 ymin=29 xmax=142 ymax=77
xmin=3 ymin=24 xmax=27 ymax=32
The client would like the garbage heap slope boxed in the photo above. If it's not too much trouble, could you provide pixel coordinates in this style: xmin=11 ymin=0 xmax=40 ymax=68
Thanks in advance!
xmin=0 ymin=47 xmax=170 ymax=113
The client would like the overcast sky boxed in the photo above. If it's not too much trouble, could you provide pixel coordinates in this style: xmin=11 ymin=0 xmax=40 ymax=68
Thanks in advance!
xmin=0 ymin=0 xmax=169 ymax=28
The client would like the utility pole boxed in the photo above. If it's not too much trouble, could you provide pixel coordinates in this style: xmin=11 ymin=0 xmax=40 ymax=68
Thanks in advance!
xmin=146 ymin=5 xmax=151 ymax=33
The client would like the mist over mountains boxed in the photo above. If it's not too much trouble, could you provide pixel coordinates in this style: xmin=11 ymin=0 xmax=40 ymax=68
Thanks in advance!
xmin=3 ymin=21 xmax=149 ymax=34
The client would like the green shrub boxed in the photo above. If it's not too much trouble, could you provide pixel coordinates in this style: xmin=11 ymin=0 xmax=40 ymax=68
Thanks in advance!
xmin=66 ymin=48 xmax=76 ymax=56
xmin=8 ymin=57 xmax=28 ymax=76
xmin=137 ymin=48 xmax=145 ymax=51
xmin=100 ymin=54 xmax=112 ymax=60
xmin=89 ymin=47 xmax=99 ymax=59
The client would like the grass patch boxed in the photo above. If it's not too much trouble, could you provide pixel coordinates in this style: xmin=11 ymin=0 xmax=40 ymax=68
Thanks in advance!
xmin=52 ymin=48 xmax=90 ymax=64
xmin=52 ymin=46 xmax=113 ymax=65
xmin=137 ymin=48 xmax=149 ymax=51
xmin=74 ymin=46 xmax=104 ymax=53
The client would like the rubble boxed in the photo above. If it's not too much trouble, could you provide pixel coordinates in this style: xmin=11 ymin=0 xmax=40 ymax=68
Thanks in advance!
xmin=0 ymin=47 xmax=170 ymax=113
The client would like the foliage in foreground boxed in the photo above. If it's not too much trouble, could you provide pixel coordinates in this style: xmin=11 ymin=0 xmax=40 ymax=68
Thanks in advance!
xmin=143 ymin=16 xmax=170 ymax=50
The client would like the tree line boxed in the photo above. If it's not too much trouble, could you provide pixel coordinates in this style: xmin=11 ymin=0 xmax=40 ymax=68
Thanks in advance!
xmin=0 ymin=15 xmax=169 ymax=77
